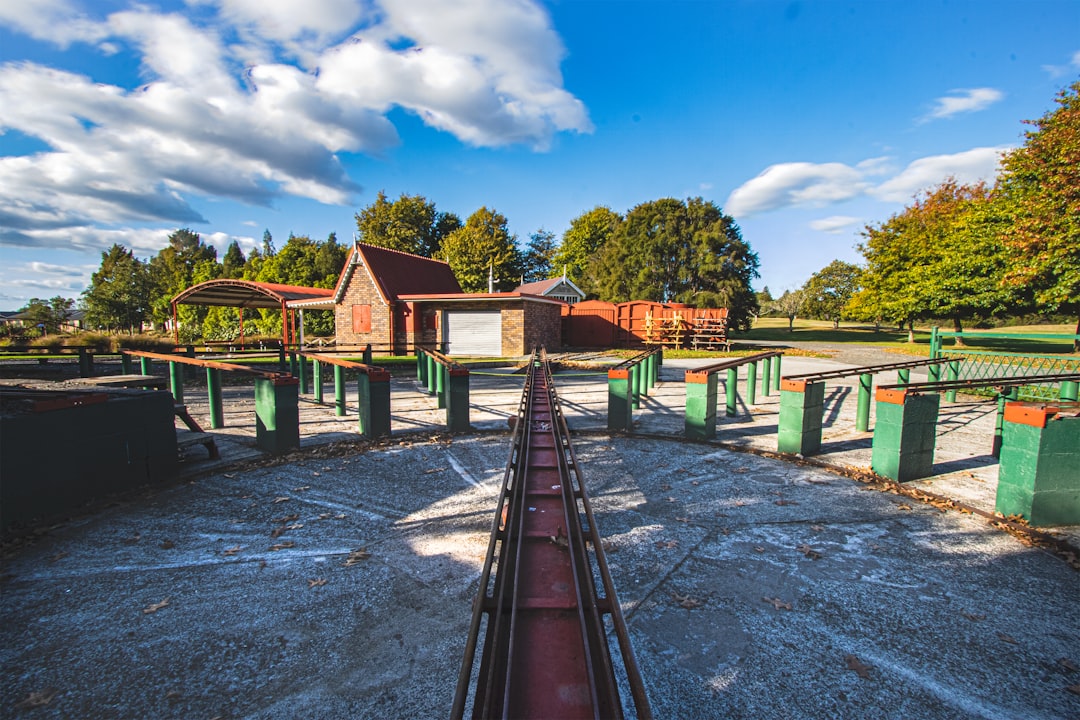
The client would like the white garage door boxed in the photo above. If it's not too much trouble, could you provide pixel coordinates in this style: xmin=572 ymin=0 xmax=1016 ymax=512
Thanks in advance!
xmin=445 ymin=311 xmax=502 ymax=356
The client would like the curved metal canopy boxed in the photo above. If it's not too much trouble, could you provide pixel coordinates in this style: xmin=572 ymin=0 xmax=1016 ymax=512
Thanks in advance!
xmin=172 ymin=279 xmax=333 ymax=309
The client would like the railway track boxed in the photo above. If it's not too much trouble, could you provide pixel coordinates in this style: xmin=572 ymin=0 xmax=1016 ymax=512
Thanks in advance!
xmin=451 ymin=348 xmax=651 ymax=720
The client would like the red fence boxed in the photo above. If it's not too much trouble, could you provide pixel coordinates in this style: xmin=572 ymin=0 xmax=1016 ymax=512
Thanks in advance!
xmin=562 ymin=301 xmax=728 ymax=348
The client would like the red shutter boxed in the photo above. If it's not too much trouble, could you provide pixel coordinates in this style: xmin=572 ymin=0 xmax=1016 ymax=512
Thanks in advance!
xmin=352 ymin=304 xmax=371 ymax=333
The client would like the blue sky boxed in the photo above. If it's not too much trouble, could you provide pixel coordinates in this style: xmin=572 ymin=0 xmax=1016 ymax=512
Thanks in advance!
xmin=1 ymin=0 xmax=1078 ymax=309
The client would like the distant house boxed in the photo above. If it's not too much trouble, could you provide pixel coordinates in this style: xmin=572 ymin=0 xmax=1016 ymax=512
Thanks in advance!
xmin=513 ymin=275 xmax=585 ymax=305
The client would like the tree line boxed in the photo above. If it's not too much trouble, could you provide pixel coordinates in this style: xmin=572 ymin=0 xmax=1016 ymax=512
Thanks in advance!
xmin=63 ymin=193 xmax=760 ymax=341
xmin=763 ymin=80 xmax=1079 ymax=344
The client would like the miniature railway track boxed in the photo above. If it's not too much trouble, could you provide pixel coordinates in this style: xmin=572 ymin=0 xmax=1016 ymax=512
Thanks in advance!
xmin=452 ymin=348 xmax=651 ymax=720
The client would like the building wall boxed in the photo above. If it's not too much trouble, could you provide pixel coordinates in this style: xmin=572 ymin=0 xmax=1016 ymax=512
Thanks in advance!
xmin=334 ymin=267 xmax=392 ymax=348
xmin=523 ymin=302 xmax=563 ymax=353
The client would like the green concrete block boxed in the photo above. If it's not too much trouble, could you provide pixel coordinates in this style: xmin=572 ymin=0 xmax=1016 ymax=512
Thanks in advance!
xmin=996 ymin=415 xmax=1080 ymax=525
xmin=254 ymin=378 xmax=300 ymax=455
xmin=685 ymin=377 xmax=718 ymax=440
xmin=777 ymin=383 xmax=826 ymax=455
xmin=1030 ymin=489 xmax=1080 ymax=526
xmin=608 ymin=377 xmax=632 ymax=432
xmin=871 ymin=394 xmax=939 ymax=482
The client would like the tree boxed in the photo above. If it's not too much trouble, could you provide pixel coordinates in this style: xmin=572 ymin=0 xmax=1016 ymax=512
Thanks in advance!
xmin=355 ymin=191 xmax=462 ymax=257
xmin=552 ymin=206 xmax=621 ymax=293
xmin=522 ymin=229 xmax=557 ymax=283
xmin=148 ymin=228 xmax=219 ymax=329
xmin=801 ymin=260 xmax=861 ymax=329
xmin=247 ymin=232 xmax=348 ymax=337
xmin=221 ymin=241 xmax=246 ymax=278
xmin=440 ymin=207 xmax=523 ymax=293
xmin=770 ymin=289 xmax=805 ymax=332
xmin=21 ymin=296 xmax=75 ymax=335
xmin=588 ymin=198 xmax=760 ymax=330
xmin=81 ymin=244 xmax=152 ymax=333
xmin=850 ymin=179 xmax=1015 ymax=342
xmin=997 ymin=80 xmax=1080 ymax=346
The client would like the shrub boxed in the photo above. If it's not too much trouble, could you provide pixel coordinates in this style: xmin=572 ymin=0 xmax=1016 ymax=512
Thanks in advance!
xmin=29 ymin=334 xmax=65 ymax=352
xmin=66 ymin=333 xmax=115 ymax=353
xmin=116 ymin=334 xmax=175 ymax=353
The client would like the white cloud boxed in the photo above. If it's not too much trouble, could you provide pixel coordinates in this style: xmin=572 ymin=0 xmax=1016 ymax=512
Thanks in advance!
xmin=0 ymin=0 xmax=590 ymax=243
xmin=871 ymin=147 xmax=1009 ymax=203
xmin=920 ymin=88 xmax=1004 ymax=122
xmin=809 ymin=216 xmax=861 ymax=235
xmin=727 ymin=146 xmax=1010 ymax=217
xmin=1042 ymin=49 xmax=1080 ymax=77
xmin=725 ymin=162 xmax=869 ymax=217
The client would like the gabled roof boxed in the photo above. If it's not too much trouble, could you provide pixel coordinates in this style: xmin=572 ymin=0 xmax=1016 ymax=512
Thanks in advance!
xmin=173 ymin=279 xmax=333 ymax=309
xmin=332 ymin=242 xmax=462 ymax=305
xmin=398 ymin=292 xmax=565 ymax=306
xmin=513 ymin=276 xmax=585 ymax=299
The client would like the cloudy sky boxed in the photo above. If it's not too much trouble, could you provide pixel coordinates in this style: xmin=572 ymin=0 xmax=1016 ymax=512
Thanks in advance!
xmin=1 ymin=0 xmax=1078 ymax=308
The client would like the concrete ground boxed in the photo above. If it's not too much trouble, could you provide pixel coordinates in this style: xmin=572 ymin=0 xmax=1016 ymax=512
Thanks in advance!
xmin=2 ymin=351 xmax=1079 ymax=718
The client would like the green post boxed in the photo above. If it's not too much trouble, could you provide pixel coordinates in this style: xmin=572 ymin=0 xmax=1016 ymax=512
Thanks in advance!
xmin=636 ymin=358 xmax=648 ymax=398
xmin=772 ymin=355 xmax=781 ymax=392
xmin=417 ymin=350 xmax=427 ymax=384
xmin=426 ymin=354 xmax=437 ymax=394
xmin=365 ymin=374 xmax=392 ymax=437
xmin=363 ymin=344 xmax=373 ymax=364
xmin=169 ymin=361 xmax=184 ymax=404
xmin=447 ymin=368 xmax=471 ymax=432
xmin=140 ymin=356 xmax=152 ymax=376
xmin=334 ymin=365 xmax=346 ymax=417
xmin=607 ymin=369 xmax=633 ymax=432
xmin=777 ymin=380 xmax=826 ymax=455
xmin=254 ymin=376 xmax=300 ymax=454
xmin=928 ymin=362 xmax=941 ymax=383
xmin=725 ymin=367 xmax=738 ymax=417
xmin=684 ymin=372 xmax=718 ymax=440
xmin=278 ymin=347 xmax=286 ymax=373
xmin=871 ymin=390 xmax=940 ymax=482
xmin=289 ymin=351 xmax=298 ymax=377
xmin=945 ymin=360 xmax=959 ymax=403
xmin=207 ymin=368 xmax=224 ymax=429
xmin=897 ymin=368 xmax=910 ymax=386
xmin=630 ymin=364 xmax=640 ymax=410
xmin=929 ymin=326 xmax=940 ymax=358
xmin=647 ymin=352 xmax=657 ymax=388
xmin=996 ymin=404 xmax=1080 ymax=526
xmin=746 ymin=361 xmax=757 ymax=405
xmin=436 ymin=361 xmax=447 ymax=409
xmin=761 ymin=356 xmax=772 ymax=397
xmin=992 ymin=388 xmax=1020 ymax=458
xmin=121 ymin=352 xmax=133 ymax=374
xmin=78 ymin=348 xmax=92 ymax=378
xmin=855 ymin=373 xmax=872 ymax=432
xmin=298 ymin=355 xmax=308 ymax=395
xmin=313 ymin=359 xmax=324 ymax=404
xmin=1060 ymin=381 xmax=1078 ymax=402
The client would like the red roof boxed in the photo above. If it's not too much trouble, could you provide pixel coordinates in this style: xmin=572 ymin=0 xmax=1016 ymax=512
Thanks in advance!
xmin=514 ymin=277 xmax=565 ymax=295
xmin=173 ymin=279 xmax=333 ymax=309
xmin=333 ymin=243 xmax=461 ymax=304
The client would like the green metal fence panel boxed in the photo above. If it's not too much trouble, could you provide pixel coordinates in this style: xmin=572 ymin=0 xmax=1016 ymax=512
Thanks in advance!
xmin=933 ymin=348 xmax=1080 ymax=402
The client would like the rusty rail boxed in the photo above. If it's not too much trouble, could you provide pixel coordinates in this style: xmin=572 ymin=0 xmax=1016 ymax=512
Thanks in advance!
xmin=452 ymin=347 xmax=651 ymax=719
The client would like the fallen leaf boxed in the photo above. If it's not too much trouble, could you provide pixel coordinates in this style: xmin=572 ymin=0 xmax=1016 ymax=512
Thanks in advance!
xmin=15 ymin=689 xmax=57 ymax=709
xmin=672 ymin=592 xmax=703 ymax=609
xmin=734 ymin=501 xmax=747 ymax=507
xmin=810 ymin=525 xmax=825 ymax=532
xmin=344 ymin=548 xmax=371 ymax=566
xmin=272 ymin=497 xmax=291 ymax=504
xmin=269 ymin=541 xmax=295 ymax=551
xmin=286 ymin=523 xmax=304 ymax=531
xmin=774 ymin=499 xmax=798 ymax=506
xmin=143 ymin=597 xmax=170 ymax=614
xmin=335 ymin=513 xmax=346 ymax=519
xmin=796 ymin=544 xmax=823 ymax=560
xmin=1059 ymin=658 xmax=1079 ymax=673
xmin=311 ymin=472 xmax=320 ymax=477
xmin=1066 ymin=684 xmax=1080 ymax=696
xmin=222 ymin=545 xmax=242 ymax=556
xmin=754 ymin=546 xmax=765 ymax=553
xmin=997 ymin=633 xmax=1018 ymax=644
xmin=293 ymin=485 xmax=311 ymax=491
xmin=50 ymin=551 xmax=69 ymax=563
xmin=655 ymin=540 xmax=679 ymax=549
xmin=318 ymin=513 xmax=333 ymax=520
xmin=308 ymin=578 xmax=327 ymax=588
xmin=961 ymin=612 xmax=986 ymax=622
xmin=734 ymin=467 xmax=749 ymax=473
xmin=424 ymin=467 xmax=447 ymax=474
xmin=270 ymin=526 xmax=285 ymax=539
xmin=691 ymin=480 xmax=700 ymax=486
xmin=274 ymin=513 xmax=300 ymax=523
xmin=763 ymin=596 xmax=792 ymax=611
xmin=223 ymin=473 xmax=235 ymax=479
xmin=666 ymin=497 xmax=677 ymax=503
xmin=122 ymin=532 xmax=142 ymax=545
xmin=160 ymin=540 xmax=175 ymax=550
xmin=896 ymin=504 xmax=912 ymax=511
xmin=601 ymin=540 xmax=616 ymax=553
xmin=845 ymin=654 xmax=872 ymax=679
xmin=675 ymin=516 xmax=690 ymax=523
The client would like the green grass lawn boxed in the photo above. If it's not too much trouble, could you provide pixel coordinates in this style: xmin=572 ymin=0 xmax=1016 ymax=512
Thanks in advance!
xmin=735 ymin=318 xmax=1078 ymax=354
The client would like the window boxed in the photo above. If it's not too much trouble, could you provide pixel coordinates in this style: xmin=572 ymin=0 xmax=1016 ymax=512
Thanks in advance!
xmin=352 ymin=304 xmax=371 ymax=333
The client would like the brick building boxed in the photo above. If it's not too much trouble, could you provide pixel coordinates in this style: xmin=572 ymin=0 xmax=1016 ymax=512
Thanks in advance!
xmin=294 ymin=242 xmax=563 ymax=356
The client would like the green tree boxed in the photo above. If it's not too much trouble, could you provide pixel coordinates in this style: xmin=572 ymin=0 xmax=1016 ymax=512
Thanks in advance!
xmin=552 ymin=206 xmax=621 ymax=292
xmin=755 ymin=286 xmax=774 ymax=318
xmin=850 ymin=179 xmax=1014 ymax=342
xmin=221 ymin=241 xmax=246 ymax=278
xmin=770 ymin=289 xmax=805 ymax=332
xmin=522 ymin=229 xmax=557 ymax=283
xmin=440 ymin=207 xmax=523 ymax=293
xmin=81 ymin=244 xmax=153 ymax=333
xmin=21 ymin=296 xmax=75 ymax=335
xmin=997 ymin=79 xmax=1080 ymax=346
xmin=355 ymin=191 xmax=462 ymax=257
xmin=588 ymin=198 xmax=760 ymax=329
xmin=801 ymin=260 xmax=861 ymax=329
xmin=148 ymin=228 xmax=219 ymax=330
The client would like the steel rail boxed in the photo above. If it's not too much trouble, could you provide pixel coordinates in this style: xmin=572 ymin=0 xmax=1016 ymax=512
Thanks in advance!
xmin=451 ymin=348 xmax=651 ymax=720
